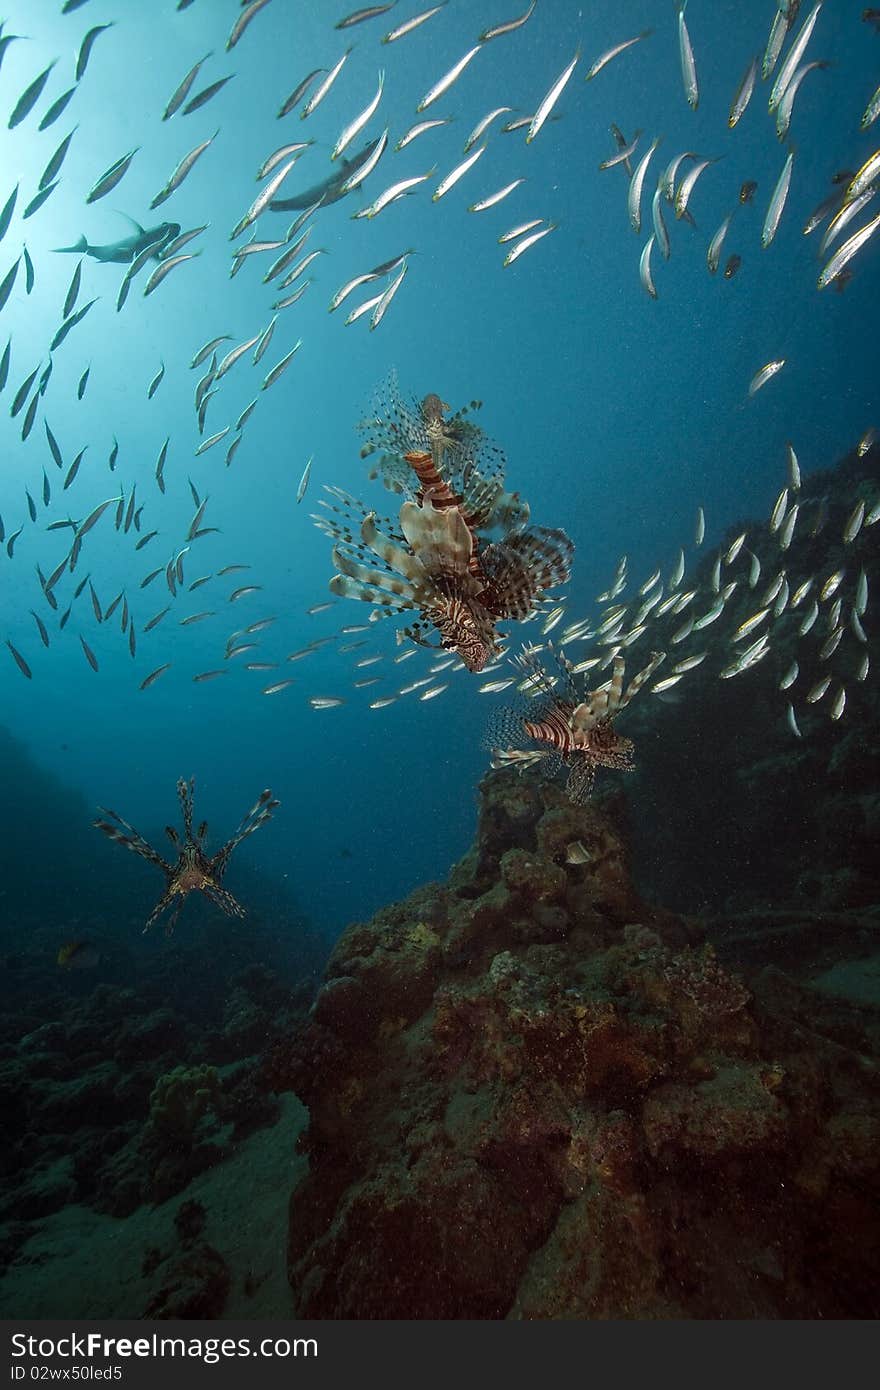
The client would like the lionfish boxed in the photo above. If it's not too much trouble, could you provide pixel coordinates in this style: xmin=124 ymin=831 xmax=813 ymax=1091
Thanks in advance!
xmin=487 ymin=644 xmax=665 ymax=802
xmin=94 ymin=777 xmax=279 ymax=933
xmin=314 ymin=374 xmax=573 ymax=672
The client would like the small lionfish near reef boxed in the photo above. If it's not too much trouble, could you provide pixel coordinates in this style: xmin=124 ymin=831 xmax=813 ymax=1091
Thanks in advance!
xmin=487 ymin=643 xmax=664 ymax=803
xmin=94 ymin=777 xmax=279 ymax=933
xmin=313 ymin=373 xmax=574 ymax=671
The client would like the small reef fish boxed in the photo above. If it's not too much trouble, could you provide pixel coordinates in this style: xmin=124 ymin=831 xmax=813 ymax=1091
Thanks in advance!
xmin=675 ymin=156 xmax=715 ymax=221
xmin=707 ymin=214 xmax=733 ymax=273
xmin=163 ymin=51 xmax=211 ymax=119
xmin=397 ymin=117 xmax=453 ymax=152
xmin=183 ymin=77 xmax=235 ymax=116
xmin=586 ymin=32 xmax=651 ymax=82
xmin=749 ymin=359 xmax=785 ymax=396
xmin=768 ymin=3 xmax=824 ymax=115
xmin=480 ymin=0 xmax=535 ymax=41
xmin=6 ymin=639 xmax=32 ymax=679
xmin=470 ymin=180 xmax=524 ymax=214
xmin=151 ymin=131 xmax=219 ymax=209
xmin=385 ymin=4 xmax=447 ymax=45
xmin=565 ymin=841 xmax=592 ymax=865
xmin=503 ymin=222 xmax=557 ymax=266
xmin=434 ymin=146 xmax=485 ymax=201
xmin=332 ymin=70 xmax=384 ymax=161
xmin=301 ymin=49 xmax=352 ymax=119
xmin=76 ymin=23 xmax=113 ymax=82
xmin=336 ymin=5 xmax=397 ymax=30
xmin=677 ymin=2 xmax=699 ymax=110
xmin=762 ymin=151 xmax=795 ymax=248
xmin=527 ymin=48 xmax=580 ymax=144
xmin=227 ymin=0 xmax=272 ymax=50
xmin=297 ymin=456 xmax=313 ymax=503
xmin=86 ymin=148 xmax=138 ymax=204
xmin=818 ymin=210 xmax=880 ymax=289
xmin=729 ymin=56 xmax=758 ymax=128
xmin=40 ymin=127 xmax=77 ymax=190
xmin=639 ymin=236 xmax=658 ymax=299
xmin=270 ymin=137 xmax=382 ymax=210
xmin=57 ymin=941 xmax=100 ymax=970
xmin=143 ymin=252 xmax=199 ymax=296
xmin=8 ymin=61 xmax=58 ymax=130
xmin=629 ymin=137 xmax=661 ymax=232
xmin=417 ymin=45 xmax=481 ymax=113
xmin=776 ymin=60 xmax=830 ymax=142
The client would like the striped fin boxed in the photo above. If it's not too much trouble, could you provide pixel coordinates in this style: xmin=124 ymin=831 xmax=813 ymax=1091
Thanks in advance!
xmin=399 ymin=500 xmax=474 ymax=578
xmin=94 ymin=808 xmax=168 ymax=870
xmin=482 ymin=526 xmax=573 ymax=618
xmin=332 ymin=544 xmax=419 ymax=603
xmin=619 ymin=650 xmax=665 ymax=709
xmin=211 ymin=789 xmax=279 ymax=881
xmin=329 ymin=573 xmax=416 ymax=610
xmin=361 ymin=511 xmax=424 ymax=582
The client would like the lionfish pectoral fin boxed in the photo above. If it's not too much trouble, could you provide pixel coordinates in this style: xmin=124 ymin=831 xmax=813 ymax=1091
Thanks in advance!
xmin=203 ymin=883 xmax=246 ymax=918
xmin=330 ymin=572 xmax=415 ymax=609
xmin=144 ymin=887 xmax=176 ymax=933
xmin=162 ymin=904 xmax=183 ymax=937
xmin=619 ymin=651 xmax=665 ymax=709
xmin=95 ymin=811 xmax=168 ymax=870
xmin=361 ymin=511 xmax=424 ymax=583
xmin=210 ymin=789 xmax=278 ymax=881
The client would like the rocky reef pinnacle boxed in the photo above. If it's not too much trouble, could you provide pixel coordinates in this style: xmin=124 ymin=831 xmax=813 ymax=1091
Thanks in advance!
xmin=271 ymin=770 xmax=880 ymax=1319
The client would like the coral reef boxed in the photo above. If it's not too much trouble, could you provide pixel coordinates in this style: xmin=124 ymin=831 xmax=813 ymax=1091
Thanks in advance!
xmin=0 ymin=924 xmax=316 ymax=1268
xmin=274 ymin=769 xmax=880 ymax=1319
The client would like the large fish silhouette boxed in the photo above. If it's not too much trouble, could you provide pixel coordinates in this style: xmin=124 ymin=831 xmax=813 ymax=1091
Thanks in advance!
xmin=53 ymin=215 xmax=180 ymax=264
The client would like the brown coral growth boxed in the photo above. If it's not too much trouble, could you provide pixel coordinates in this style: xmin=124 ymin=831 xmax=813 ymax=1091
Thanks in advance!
xmin=270 ymin=770 xmax=880 ymax=1318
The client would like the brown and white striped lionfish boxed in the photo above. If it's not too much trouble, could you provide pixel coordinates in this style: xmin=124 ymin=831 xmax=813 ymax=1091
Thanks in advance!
xmin=94 ymin=778 xmax=279 ymax=933
xmin=487 ymin=644 xmax=666 ymax=802
xmin=313 ymin=374 xmax=573 ymax=673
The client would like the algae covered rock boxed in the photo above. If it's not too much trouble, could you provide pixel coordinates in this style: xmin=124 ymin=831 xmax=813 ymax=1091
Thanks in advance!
xmin=278 ymin=769 xmax=880 ymax=1318
xmin=147 ymin=1064 xmax=221 ymax=1143
xmin=143 ymin=1241 xmax=230 ymax=1319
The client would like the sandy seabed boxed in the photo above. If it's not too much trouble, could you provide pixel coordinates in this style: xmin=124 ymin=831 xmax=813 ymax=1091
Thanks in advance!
xmin=0 ymin=1093 xmax=307 ymax=1320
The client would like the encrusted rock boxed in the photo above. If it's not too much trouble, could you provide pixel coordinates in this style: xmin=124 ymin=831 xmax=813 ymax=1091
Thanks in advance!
xmin=279 ymin=770 xmax=880 ymax=1317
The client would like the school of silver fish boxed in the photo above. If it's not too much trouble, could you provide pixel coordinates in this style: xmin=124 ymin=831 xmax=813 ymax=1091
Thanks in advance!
xmin=0 ymin=0 xmax=876 ymax=807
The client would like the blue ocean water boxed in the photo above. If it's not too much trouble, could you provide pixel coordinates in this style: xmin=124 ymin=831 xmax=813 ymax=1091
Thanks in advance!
xmin=0 ymin=0 xmax=876 ymax=931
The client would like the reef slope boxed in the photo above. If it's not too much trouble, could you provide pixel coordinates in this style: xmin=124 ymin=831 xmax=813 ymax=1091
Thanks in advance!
xmin=277 ymin=771 xmax=880 ymax=1319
